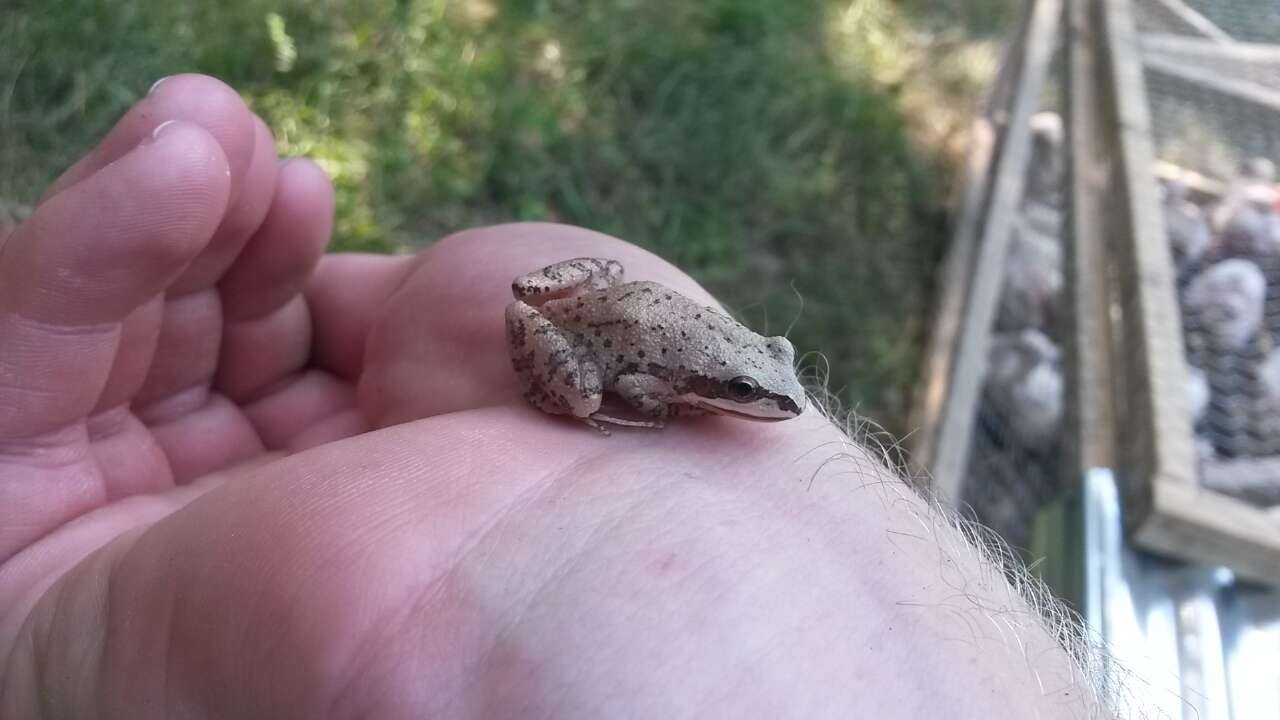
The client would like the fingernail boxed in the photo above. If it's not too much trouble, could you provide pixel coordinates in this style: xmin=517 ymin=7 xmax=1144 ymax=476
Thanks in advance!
xmin=150 ymin=120 xmax=180 ymax=141
xmin=148 ymin=76 xmax=171 ymax=95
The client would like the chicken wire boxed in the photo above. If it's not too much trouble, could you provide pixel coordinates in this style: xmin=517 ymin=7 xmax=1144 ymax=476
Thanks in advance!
xmin=1136 ymin=0 xmax=1280 ymax=506
xmin=959 ymin=105 xmax=1070 ymax=551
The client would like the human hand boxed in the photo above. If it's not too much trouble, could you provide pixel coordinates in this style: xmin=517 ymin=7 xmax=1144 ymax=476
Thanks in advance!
xmin=0 ymin=75 xmax=1097 ymax=718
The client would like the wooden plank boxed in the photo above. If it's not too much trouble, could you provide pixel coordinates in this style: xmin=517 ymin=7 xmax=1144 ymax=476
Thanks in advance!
xmin=1143 ymin=53 xmax=1280 ymax=115
xmin=1101 ymin=0 xmax=1199 ymax=515
xmin=929 ymin=0 xmax=1064 ymax=505
xmin=907 ymin=117 xmax=998 ymax=475
xmin=1064 ymin=0 xmax=1117 ymax=477
xmin=1137 ymin=484 xmax=1280 ymax=585
xmin=908 ymin=6 xmax=1035 ymax=474
xmin=1148 ymin=0 xmax=1234 ymax=43
xmin=1142 ymin=32 xmax=1280 ymax=63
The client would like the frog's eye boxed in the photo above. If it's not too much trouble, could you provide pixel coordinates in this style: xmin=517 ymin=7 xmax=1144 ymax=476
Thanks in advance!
xmin=726 ymin=376 xmax=760 ymax=402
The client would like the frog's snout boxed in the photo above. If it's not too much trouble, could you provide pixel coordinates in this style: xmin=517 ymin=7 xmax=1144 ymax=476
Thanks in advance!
xmin=780 ymin=392 xmax=806 ymax=417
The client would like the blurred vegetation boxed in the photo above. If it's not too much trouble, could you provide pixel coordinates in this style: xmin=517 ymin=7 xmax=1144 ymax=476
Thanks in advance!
xmin=1 ymin=0 xmax=1010 ymax=432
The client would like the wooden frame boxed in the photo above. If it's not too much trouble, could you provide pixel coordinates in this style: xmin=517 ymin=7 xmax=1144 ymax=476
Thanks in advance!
xmin=909 ymin=0 xmax=1063 ymax=504
xmin=1080 ymin=0 xmax=1280 ymax=585
xmin=1063 ymin=0 xmax=1116 ymax=481
xmin=907 ymin=3 xmax=1032 ymax=484
xmin=914 ymin=0 xmax=1280 ymax=584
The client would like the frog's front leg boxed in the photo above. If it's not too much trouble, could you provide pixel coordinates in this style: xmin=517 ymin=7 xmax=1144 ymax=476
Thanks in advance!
xmin=597 ymin=374 xmax=709 ymax=429
xmin=511 ymin=258 xmax=624 ymax=306
xmin=506 ymin=300 xmax=607 ymax=431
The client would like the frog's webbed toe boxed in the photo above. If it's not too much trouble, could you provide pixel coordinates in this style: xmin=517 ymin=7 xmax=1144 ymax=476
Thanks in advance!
xmin=511 ymin=258 xmax=625 ymax=304
xmin=588 ymin=412 xmax=665 ymax=430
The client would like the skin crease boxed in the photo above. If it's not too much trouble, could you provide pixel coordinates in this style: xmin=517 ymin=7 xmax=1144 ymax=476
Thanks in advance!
xmin=0 ymin=75 xmax=1106 ymax=719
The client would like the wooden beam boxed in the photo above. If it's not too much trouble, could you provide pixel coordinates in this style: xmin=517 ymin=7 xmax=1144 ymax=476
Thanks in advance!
xmin=1143 ymin=52 xmax=1280 ymax=115
xmin=1142 ymin=32 xmax=1280 ymax=63
xmin=1099 ymin=0 xmax=1200 ymax=518
xmin=908 ymin=6 xmax=1035 ymax=474
xmin=929 ymin=0 xmax=1064 ymax=505
xmin=1140 ymin=483 xmax=1280 ymax=585
xmin=1148 ymin=0 xmax=1234 ymax=43
xmin=1064 ymin=0 xmax=1117 ymax=478
xmin=907 ymin=116 xmax=997 ymax=476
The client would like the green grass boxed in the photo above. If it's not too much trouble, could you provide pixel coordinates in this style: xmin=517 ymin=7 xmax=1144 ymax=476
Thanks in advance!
xmin=1 ymin=0 xmax=1010 ymax=433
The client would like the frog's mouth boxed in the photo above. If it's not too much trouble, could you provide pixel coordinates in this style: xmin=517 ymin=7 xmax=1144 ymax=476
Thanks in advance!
xmin=694 ymin=395 xmax=805 ymax=421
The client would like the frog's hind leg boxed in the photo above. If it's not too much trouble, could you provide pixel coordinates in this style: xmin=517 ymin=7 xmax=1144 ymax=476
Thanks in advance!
xmin=511 ymin=258 xmax=625 ymax=305
xmin=506 ymin=300 xmax=605 ymax=424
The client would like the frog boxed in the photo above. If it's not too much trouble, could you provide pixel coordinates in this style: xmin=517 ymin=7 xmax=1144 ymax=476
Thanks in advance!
xmin=505 ymin=257 xmax=807 ymax=433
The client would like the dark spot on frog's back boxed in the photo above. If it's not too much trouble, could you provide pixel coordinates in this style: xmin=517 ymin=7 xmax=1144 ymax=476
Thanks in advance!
xmin=507 ymin=318 xmax=527 ymax=348
xmin=645 ymin=362 xmax=671 ymax=379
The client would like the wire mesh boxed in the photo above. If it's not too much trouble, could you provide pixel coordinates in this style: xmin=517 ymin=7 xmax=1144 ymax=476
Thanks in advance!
xmin=961 ymin=103 xmax=1069 ymax=550
xmin=1136 ymin=0 xmax=1280 ymax=505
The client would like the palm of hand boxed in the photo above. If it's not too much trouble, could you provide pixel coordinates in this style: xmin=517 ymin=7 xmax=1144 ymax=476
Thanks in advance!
xmin=1 ymin=75 xmax=894 ymax=717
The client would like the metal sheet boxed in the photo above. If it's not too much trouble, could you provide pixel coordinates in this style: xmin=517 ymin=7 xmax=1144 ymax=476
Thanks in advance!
xmin=1083 ymin=468 xmax=1280 ymax=719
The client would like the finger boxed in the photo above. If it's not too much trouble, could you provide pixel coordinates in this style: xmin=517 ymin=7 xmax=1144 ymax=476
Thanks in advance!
xmin=0 ymin=122 xmax=231 ymax=439
xmin=217 ymin=158 xmax=334 ymax=402
xmin=129 ymin=116 xmax=280 ymax=412
xmin=305 ymin=253 xmax=416 ymax=382
xmin=91 ymin=299 xmax=164 ymax=414
xmin=358 ymin=223 xmax=712 ymax=427
xmin=241 ymin=369 xmax=363 ymax=451
xmin=128 ymin=294 xmax=267 ymax=484
xmin=145 ymin=395 xmax=265 ymax=482
xmin=169 ymin=114 xmax=279 ymax=295
xmin=42 ymin=74 xmax=255 ymax=206
xmin=42 ymin=76 xmax=267 ymax=297
xmin=130 ymin=290 xmax=222 ymax=414
xmin=219 ymin=158 xmax=333 ymax=322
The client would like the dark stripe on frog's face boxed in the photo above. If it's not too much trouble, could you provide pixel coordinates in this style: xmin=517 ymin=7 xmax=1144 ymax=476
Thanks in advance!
xmin=675 ymin=373 xmax=805 ymax=421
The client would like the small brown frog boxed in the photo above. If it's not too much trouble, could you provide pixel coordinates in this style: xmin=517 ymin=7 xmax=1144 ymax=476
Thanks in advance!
xmin=506 ymin=258 xmax=806 ymax=432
